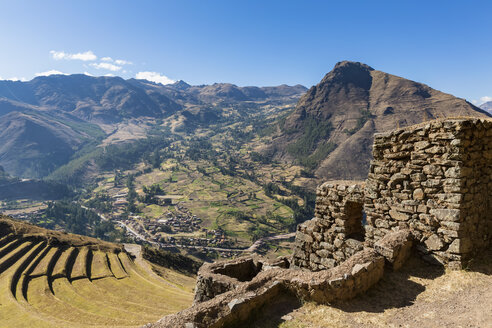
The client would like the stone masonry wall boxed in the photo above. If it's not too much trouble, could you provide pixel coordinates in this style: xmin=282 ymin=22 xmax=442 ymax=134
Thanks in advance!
xmin=365 ymin=118 xmax=492 ymax=269
xmin=291 ymin=182 xmax=365 ymax=271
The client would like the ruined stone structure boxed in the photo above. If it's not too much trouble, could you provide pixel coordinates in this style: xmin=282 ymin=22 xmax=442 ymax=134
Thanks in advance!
xmin=365 ymin=118 xmax=492 ymax=268
xmin=150 ymin=230 xmax=412 ymax=328
xmin=293 ymin=118 xmax=492 ymax=271
xmin=194 ymin=255 xmax=288 ymax=303
xmin=149 ymin=118 xmax=491 ymax=328
xmin=292 ymin=182 xmax=365 ymax=270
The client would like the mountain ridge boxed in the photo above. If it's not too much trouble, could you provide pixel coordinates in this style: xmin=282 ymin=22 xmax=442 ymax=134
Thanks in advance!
xmin=266 ymin=61 xmax=490 ymax=180
xmin=0 ymin=75 xmax=306 ymax=178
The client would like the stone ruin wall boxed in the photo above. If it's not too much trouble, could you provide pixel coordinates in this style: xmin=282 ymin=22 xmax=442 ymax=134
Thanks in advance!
xmin=291 ymin=182 xmax=365 ymax=270
xmin=293 ymin=118 xmax=492 ymax=271
xmin=365 ymin=118 xmax=492 ymax=268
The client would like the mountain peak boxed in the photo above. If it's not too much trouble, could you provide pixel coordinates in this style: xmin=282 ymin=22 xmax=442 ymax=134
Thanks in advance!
xmin=275 ymin=61 xmax=489 ymax=181
xmin=172 ymin=80 xmax=191 ymax=90
xmin=333 ymin=61 xmax=374 ymax=72
xmin=319 ymin=61 xmax=374 ymax=90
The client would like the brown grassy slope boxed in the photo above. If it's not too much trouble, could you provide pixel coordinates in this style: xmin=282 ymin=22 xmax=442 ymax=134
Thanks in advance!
xmin=0 ymin=215 xmax=121 ymax=252
xmin=269 ymin=61 xmax=491 ymax=180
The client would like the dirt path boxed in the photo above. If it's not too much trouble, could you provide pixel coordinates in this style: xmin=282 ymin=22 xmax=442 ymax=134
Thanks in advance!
xmin=123 ymin=243 xmax=186 ymax=291
xmin=246 ymin=233 xmax=296 ymax=252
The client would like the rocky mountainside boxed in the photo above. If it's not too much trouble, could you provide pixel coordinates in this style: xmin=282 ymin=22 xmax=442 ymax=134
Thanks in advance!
xmin=267 ymin=61 xmax=490 ymax=180
xmin=0 ymin=111 xmax=103 ymax=177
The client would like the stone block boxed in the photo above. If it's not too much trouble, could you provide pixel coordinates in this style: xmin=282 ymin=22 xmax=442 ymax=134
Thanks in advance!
xmin=389 ymin=209 xmax=410 ymax=221
xmin=429 ymin=209 xmax=460 ymax=222
xmin=374 ymin=230 xmax=413 ymax=270
xmin=413 ymin=188 xmax=425 ymax=200
xmin=424 ymin=234 xmax=444 ymax=251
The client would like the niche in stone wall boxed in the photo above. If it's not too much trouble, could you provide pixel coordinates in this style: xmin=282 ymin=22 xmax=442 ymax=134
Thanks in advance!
xmin=344 ymin=201 xmax=365 ymax=242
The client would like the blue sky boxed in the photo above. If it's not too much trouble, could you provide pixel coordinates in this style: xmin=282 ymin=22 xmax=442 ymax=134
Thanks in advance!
xmin=0 ymin=0 xmax=491 ymax=104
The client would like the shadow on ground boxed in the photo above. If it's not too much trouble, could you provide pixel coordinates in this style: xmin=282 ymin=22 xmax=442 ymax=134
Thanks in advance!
xmin=227 ymin=250 xmax=492 ymax=327
xmin=227 ymin=292 xmax=302 ymax=328
xmin=332 ymin=255 xmax=445 ymax=313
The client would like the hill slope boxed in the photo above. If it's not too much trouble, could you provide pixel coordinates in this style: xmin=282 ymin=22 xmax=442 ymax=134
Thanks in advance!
xmin=480 ymin=100 xmax=492 ymax=113
xmin=268 ymin=61 xmax=490 ymax=180
xmin=0 ymin=111 xmax=105 ymax=178
xmin=0 ymin=216 xmax=195 ymax=328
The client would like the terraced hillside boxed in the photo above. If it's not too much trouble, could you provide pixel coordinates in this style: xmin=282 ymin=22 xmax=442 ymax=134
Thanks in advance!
xmin=0 ymin=216 xmax=194 ymax=328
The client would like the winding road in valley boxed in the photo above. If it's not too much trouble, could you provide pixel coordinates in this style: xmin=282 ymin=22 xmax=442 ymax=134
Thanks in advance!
xmin=116 ymin=220 xmax=295 ymax=253
xmin=87 ymin=205 xmax=295 ymax=253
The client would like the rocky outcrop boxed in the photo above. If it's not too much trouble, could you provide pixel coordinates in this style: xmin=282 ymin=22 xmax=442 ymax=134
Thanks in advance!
xmin=149 ymin=246 xmax=391 ymax=328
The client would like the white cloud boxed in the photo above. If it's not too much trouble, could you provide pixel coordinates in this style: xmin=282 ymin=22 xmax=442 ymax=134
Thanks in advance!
xmin=135 ymin=71 xmax=175 ymax=85
xmin=90 ymin=62 xmax=122 ymax=71
xmin=83 ymin=72 xmax=94 ymax=76
xmin=50 ymin=50 xmax=97 ymax=61
xmin=6 ymin=77 xmax=27 ymax=81
xmin=0 ymin=75 xmax=27 ymax=81
xmin=479 ymin=96 xmax=492 ymax=104
xmin=99 ymin=57 xmax=131 ymax=66
xmin=104 ymin=73 xmax=115 ymax=77
xmin=114 ymin=59 xmax=132 ymax=65
xmin=35 ymin=70 xmax=67 ymax=77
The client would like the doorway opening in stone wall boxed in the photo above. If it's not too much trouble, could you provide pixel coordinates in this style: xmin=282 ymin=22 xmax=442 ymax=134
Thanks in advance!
xmin=344 ymin=200 xmax=365 ymax=242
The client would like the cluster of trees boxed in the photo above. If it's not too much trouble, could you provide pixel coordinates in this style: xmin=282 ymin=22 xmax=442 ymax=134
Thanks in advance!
xmin=96 ymin=136 xmax=172 ymax=171
xmin=263 ymin=182 xmax=286 ymax=197
xmin=250 ymin=152 xmax=273 ymax=164
xmin=85 ymin=192 xmax=112 ymax=213
xmin=126 ymin=175 xmax=137 ymax=213
xmin=35 ymin=201 xmax=121 ymax=241
xmin=140 ymin=183 xmax=165 ymax=204
xmin=185 ymin=139 xmax=215 ymax=161
xmin=285 ymin=116 xmax=334 ymax=170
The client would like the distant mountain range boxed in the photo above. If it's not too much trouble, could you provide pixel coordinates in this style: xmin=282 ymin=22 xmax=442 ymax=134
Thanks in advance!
xmin=480 ymin=101 xmax=492 ymax=113
xmin=0 ymin=75 xmax=306 ymax=178
xmin=0 ymin=64 xmax=489 ymax=182
xmin=266 ymin=61 xmax=490 ymax=180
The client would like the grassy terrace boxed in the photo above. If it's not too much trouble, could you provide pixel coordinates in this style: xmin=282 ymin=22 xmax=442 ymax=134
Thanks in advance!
xmin=0 ymin=218 xmax=194 ymax=328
